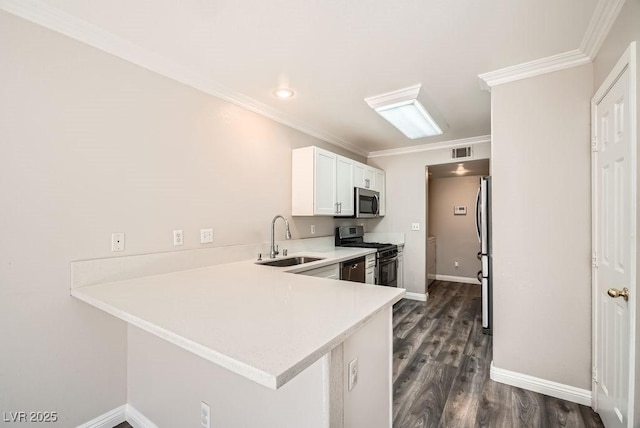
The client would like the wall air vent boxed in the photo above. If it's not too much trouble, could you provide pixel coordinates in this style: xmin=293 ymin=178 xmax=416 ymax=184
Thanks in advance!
xmin=451 ymin=146 xmax=472 ymax=159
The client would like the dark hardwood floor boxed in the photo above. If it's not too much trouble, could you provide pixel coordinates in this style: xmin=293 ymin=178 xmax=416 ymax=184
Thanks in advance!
xmin=393 ymin=280 xmax=604 ymax=428
xmin=112 ymin=280 xmax=603 ymax=428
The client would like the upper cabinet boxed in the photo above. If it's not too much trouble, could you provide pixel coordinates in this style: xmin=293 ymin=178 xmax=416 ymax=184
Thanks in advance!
xmin=292 ymin=146 xmax=354 ymax=216
xmin=292 ymin=146 xmax=384 ymax=217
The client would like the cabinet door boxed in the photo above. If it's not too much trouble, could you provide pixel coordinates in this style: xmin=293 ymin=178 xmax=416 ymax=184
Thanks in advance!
xmin=314 ymin=149 xmax=337 ymax=215
xmin=364 ymin=168 xmax=375 ymax=190
xmin=365 ymin=268 xmax=375 ymax=284
xmin=353 ymin=162 xmax=366 ymax=188
xmin=336 ymin=156 xmax=354 ymax=216
xmin=300 ymin=264 xmax=340 ymax=279
xmin=374 ymin=169 xmax=385 ymax=216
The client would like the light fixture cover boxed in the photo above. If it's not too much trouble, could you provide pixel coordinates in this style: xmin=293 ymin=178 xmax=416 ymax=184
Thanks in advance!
xmin=365 ymin=84 xmax=443 ymax=139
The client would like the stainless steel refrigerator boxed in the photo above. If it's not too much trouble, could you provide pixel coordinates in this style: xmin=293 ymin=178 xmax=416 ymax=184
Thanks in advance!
xmin=475 ymin=176 xmax=492 ymax=335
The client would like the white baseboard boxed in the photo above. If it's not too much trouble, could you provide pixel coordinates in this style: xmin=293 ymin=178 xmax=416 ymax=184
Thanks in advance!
xmin=126 ymin=405 xmax=158 ymax=428
xmin=404 ymin=291 xmax=428 ymax=302
xmin=76 ymin=405 xmax=126 ymax=428
xmin=76 ymin=404 xmax=157 ymax=428
xmin=435 ymin=274 xmax=480 ymax=285
xmin=490 ymin=362 xmax=591 ymax=406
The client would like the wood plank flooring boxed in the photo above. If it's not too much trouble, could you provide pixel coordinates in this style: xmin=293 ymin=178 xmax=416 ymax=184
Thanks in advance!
xmin=112 ymin=280 xmax=603 ymax=428
xmin=393 ymin=280 xmax=604 ymax=428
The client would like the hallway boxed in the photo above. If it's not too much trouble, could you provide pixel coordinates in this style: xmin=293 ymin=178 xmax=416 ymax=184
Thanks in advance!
xmin=392 ymin=281 xmax=603 ymax=427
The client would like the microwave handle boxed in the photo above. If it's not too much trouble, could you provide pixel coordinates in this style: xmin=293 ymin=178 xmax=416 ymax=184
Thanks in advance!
xmin=373 ymin=194 xmax=380 ymax=215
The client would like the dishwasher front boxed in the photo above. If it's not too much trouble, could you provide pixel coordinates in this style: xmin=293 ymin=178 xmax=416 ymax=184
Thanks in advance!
xmin=340 ymin=256 xmax=366 ymax=283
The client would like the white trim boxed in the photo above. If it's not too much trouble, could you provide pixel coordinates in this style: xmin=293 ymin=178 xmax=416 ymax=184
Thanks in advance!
xmin=435 ymin=274 xmax=480 ymax=285
xmin=0 ymin=0 xmax=368 ymax=158
xmin=76 ymin=405 xmax=126 ymax=428
xmin=403 ymin=291 xmax=428 ymax=302
xmin=490 ymin=362 xmax=592 ymax=406
xmin=367 ymin=135 xmax=491 ymax=159
xmin=478 ymin=0 xmax=626 ymax=90
xmin=580 ymin=0 xmax=627 ymax=60
xmin=75 ymin=404 xmax=157 ymax=428
xmin=478 ymin=49 xmax=590 ymax=90
xmin=126 ymin=404 xmax=158 ymax=428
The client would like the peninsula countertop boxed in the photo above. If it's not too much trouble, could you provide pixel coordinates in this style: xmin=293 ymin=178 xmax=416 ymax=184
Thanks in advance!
xmin=71 ymin=247 xmax=405 ymax=390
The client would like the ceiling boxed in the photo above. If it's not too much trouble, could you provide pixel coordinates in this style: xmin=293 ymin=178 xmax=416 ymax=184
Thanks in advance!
xmin=428 ymin=159 xmax=490 ymax=179
xmin=34 ymin=0 xmax=598 ymax=154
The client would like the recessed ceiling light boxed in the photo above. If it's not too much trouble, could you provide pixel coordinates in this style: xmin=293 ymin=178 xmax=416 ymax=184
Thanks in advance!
xmin=365 ymin=84 xmax=443 ymax=139
xmin=274 ymin=88 xmax=295 ymax=99
xmin=454 ymin=163 xmax=468 ymax=175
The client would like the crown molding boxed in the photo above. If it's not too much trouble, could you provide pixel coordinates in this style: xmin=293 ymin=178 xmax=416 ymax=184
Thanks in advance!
xmin=580 ymin=0 xmax=627 ymax=60
xmin=0 ymin=0 xmax=369 ymax=158
xmin=367 ymin=135 xmax=491 ymax=159
xmin=478 ymin=0 xmax=626 ymax=91
xmin=478 ymin=49 xmax=590 ymax=90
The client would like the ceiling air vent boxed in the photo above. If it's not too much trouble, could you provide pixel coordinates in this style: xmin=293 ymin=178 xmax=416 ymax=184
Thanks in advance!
xmin=451 ymin=146 xmax=472 ymax=159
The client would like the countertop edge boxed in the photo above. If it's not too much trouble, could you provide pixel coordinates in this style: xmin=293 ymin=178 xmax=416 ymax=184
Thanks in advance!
xmin=71 ymin=288 xmax=279 ymax=390
xmin=273 ymin=289 xmax=404 ymax=388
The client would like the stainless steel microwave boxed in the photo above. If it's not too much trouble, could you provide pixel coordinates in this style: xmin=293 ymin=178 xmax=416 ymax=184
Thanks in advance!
xmin=355 ymin=187 xmax=380 ymax=218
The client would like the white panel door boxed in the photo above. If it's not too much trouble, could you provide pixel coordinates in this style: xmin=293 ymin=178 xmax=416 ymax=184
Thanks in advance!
xmin=314 ymin=148 xmax=337 ymax=215
xmin=594 ymin=65 xmax=632 ymax=428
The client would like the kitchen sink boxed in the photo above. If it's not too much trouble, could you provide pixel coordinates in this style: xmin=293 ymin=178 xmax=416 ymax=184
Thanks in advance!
xmin=257 ymin=256 xmax=324 ymax=267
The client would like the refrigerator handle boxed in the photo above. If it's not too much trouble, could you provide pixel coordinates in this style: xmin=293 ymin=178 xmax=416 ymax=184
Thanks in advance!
xmin=475 ymin=187 xmax=481 ymax=243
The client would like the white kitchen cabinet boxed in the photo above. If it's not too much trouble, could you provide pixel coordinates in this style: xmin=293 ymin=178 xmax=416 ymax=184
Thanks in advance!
xmin=374 ymin=169 xmax=385 ymax=216
xmin=336 ymin=155 xmax=354 ymax=216
xmin=292 ymin=146 xmax=353 ymax=216
xmin=397 ymin=245 xmax=404 ymax=289
xmin=365 ymin=254 xmax=376 ymax=284
xmin=354 ymin=161 xmax=386 ymax=216
xmin=353 ymin=162 xmax=377 ymax=190
xmin=299 ymin=263 xmax=340 ymax=280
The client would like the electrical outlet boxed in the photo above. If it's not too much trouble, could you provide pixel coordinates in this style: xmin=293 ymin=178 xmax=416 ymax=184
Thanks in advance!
xmin=201 ymin=401 xmax=210 ymax=428
xmin=411 ymin=223 xmax=420 ymax=231
xmin=173 ymin=229 xmax=184 ymax=246
xmin=455 ymin=261 xmax=459 ymax=268
xmin=111 ymin=232 xmax=125 ymax=252
xmin=348 ymin=357 xmax=358 ymax=391
xmin=311 ymin=225 xmax=316 ymax=234
xmin=200 ymin=228 xmax=213 ymax=244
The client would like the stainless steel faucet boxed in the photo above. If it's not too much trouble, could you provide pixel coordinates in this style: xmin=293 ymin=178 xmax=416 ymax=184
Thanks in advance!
xmin=270 ymin=215 xmax=292 ymax=258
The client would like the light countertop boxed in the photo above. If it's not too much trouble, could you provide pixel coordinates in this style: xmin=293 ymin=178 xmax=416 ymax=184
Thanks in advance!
xmin=71 ymin=247 xmax=404 ymax=390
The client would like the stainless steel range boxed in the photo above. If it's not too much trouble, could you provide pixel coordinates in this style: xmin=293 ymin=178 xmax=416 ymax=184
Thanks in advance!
xmin=335 ymin=226 xmax=398 ymax=287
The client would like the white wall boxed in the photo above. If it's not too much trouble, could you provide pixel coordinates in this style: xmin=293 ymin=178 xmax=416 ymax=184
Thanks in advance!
xmin=491 ymin=64 xmax=593 ymax=389
xmin=428 ymin=175 xmax=482 ymax=279
xmin=367 ymin=143 xmax=490 ymax=295
xmin=0 ymin=12 xmax=364 ymax=425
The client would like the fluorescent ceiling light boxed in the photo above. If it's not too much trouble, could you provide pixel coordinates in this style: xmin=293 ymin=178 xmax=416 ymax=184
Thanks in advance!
xmin=365 ymin=84 xmax=443 ymax=139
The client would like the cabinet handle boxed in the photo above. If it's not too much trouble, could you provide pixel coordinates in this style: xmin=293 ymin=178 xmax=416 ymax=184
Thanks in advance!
xmin=339 ymin=202 xmax=342 ymax=213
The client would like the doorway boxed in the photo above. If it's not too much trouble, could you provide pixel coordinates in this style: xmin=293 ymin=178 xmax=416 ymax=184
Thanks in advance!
xmin=425 ymin=159 xmax=490 ymax=288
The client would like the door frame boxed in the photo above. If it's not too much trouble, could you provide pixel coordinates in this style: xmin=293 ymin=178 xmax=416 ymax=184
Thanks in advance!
xmin=591 ymin=41 xmax=638 ymax=425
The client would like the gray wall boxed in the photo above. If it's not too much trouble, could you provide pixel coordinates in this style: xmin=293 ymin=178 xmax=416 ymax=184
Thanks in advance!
xmin=0 ymin=12 xmax=363 ymax=425
xmin=428 ymin=176 xmax=482 ymax=279
xmin=593 ymin=0 xmax=640 ymax=89
xmin=491 ymin=64 xmax=593 ymax=389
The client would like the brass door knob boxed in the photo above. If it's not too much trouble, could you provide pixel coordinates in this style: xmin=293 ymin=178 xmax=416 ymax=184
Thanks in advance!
xmin=607 ymin=287 xmax=630 ymax=301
